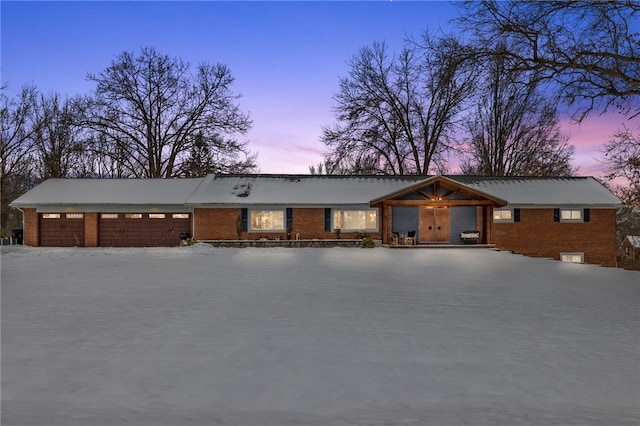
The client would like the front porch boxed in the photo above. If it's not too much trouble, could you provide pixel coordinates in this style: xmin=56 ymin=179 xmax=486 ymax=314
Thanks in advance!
xmin=370 ymin=176 xmax=508 ymax=246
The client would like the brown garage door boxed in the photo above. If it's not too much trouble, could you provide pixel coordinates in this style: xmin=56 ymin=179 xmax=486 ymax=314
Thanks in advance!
xmin=40 ymin=213 xmax=85 ymax=247
xmin=98 ymin=213 xmax=191 ymax=247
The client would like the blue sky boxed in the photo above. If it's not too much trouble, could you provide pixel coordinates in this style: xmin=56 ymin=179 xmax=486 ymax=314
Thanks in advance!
xmin=1 ymin=1 xmax=619 ymax=175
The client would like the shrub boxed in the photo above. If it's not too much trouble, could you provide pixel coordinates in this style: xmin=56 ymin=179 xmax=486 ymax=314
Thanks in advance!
xmin=360 ymin=235 xmax=375 ymax=248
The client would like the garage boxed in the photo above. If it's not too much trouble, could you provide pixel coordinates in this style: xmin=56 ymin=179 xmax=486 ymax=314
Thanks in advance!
xmin=98 ymin=213 xmax=191 ymax=247
xmin=39 ymin=213 xmax=85 ymax=247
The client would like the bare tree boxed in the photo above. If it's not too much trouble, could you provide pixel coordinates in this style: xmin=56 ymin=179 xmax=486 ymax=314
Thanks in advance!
xmin=184 ymin=132 xmax=257 ymax=177
xmin=460 ymin=54 xmax=576 ymax=176
xmin=32 ymin=92 xmax=87 ymax=179
xmin=0 ymin=85 xmax=38 ymax=236
xmin=80 ymin=47 xmax=254 ymax=178
xmin=602 ymin=125 xmax=640 ymax=208
xmin=322 ymin=35 xmax=477 ymax=175
xmin=457 ymin=0 xmax=640 ymax=121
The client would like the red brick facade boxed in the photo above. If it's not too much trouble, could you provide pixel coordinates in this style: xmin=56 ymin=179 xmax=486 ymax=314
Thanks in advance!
xmin=493 ymin=208 xmax=618 ymax=267
xmin=23 ymin=208 xmax=39 ymax=246
xmin=194 ymin=207 xmax=382 ymax=241
xmin=85 ymin=213 xmax=99 ymax=247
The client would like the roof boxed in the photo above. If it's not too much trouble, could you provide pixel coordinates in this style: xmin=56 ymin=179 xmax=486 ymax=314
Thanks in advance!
xmin=456 ymin=177 xmax=621 ymax=207
xmin=10 ymin=174 xmax=622 ymax=208
xmin=10 ymin=178 xmax=205 ymax=207
xmin=185 ymin=174 xmax=418 ymax=206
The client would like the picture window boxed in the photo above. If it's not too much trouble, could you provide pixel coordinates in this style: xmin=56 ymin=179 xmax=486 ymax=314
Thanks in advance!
xmin=333 ymin=209 xmax=378 ymax=232
xmin=250 ymin=210 xmax=285 ymax=231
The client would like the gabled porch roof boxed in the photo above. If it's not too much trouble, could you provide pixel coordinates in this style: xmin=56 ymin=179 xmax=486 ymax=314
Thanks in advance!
xmin=369 ymin=175 xmax=508 ymax=207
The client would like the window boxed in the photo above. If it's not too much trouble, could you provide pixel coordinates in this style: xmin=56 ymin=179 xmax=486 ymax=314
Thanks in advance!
xmin=250 ymin=210 xmax=285 ymax=231
xmin=561 ymin=252 xmax=584 ymax=263
xmin=333 ymin=209 xmax=378 ymax=231
xmin=65 ymin=213 xmax=84 ymax=219
xmin=42 ymin=213 xmax=60 ymax=219
xmin=100 ymin=213 xmax=118 ymax=219
xmin=493 ymin=209 xmax=512 ymax=222
xmin=125 ymin=213 xmax=142 ymax=219
xmin=172 ymin=213 xmax=189 ymax=219
xmin=149 ymin=214 xmax=166 ymax=219
xmin=561 ymin=209 xmax=582 ymax=221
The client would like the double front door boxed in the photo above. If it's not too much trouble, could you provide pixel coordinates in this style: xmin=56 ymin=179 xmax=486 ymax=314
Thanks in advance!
xmin=419 ymin=208 xmax=450 ymax=243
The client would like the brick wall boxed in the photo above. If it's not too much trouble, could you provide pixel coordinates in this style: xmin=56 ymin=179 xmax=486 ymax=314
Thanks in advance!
xmin=194 ymin=207 xmax=382 ymax=241
xmin=23 ymin=208 xmax=39 ymax=246
xmin=85 ymin=213 xmax=98 ymax=247
xmin=493 ymin=208 xmax=617 ymax=267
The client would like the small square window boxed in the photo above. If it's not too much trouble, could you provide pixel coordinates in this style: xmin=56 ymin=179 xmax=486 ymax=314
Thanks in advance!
xmin=493 ymin=209 xmax=512 ymax=222
xmin=42 ymin=213 xmax=60 ymax=219
xmin=149 ymin=214 xmax=166 ymax=219
xmin=66 ymin=213 xmax=84 ymax=219
xmin=561 ymin=209 xmax=582 ymax=221
xmin=100 ymin=213 xmax=118 ymax=219
xmin=172 ymin=213 xmax=189 ymax=219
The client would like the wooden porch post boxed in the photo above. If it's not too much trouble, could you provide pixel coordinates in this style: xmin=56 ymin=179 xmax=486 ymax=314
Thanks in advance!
xmin=383 ymin=204 xmax=392 ymax=245
xmin=486 ymin=205 xmax=493 ymax=244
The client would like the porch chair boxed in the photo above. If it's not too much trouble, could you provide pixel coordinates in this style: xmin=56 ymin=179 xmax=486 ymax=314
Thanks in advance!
xmin=405 ymin=230 xmax=416 ymax=245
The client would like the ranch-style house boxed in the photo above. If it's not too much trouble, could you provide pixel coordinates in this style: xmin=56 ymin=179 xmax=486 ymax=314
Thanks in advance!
xmin=10 ymin=174 xmax=621 ymax=266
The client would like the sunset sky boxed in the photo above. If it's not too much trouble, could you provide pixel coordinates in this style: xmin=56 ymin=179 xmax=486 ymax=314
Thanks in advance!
xmin=1 ymin=1 xmax=624 ymax=176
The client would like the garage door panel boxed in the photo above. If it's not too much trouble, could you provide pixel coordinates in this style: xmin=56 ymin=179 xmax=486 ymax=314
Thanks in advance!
xmin=40 ymin=214 xmax=85 ymax=247
xmin=98 ymin=213 xmax=191 ymax=247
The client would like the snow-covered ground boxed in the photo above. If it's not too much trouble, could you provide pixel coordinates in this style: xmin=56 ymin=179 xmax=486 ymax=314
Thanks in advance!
xmin=2 ymin=245 xmax=638 ymax=426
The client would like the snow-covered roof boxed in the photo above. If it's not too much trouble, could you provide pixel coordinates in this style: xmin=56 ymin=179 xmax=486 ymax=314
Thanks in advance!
xmin=11 ymin=175 xmax=622 ymax=208
xmin=458 ymin=177 xmax=621 ymax=207
xmin=10 ymin=178 xmax=205 ymax=207
xmin=626 ymin=236 xmax=640 ymax=248
xmin=185 ymin=174 xmax=418 ymax=206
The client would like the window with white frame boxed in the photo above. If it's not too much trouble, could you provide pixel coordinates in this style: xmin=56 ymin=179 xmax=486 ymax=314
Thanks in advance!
xmin=333 ymin=209 xmax=378 ymax=232
xmin=172 ymin=213 xmax=189 ymax=219
xmin=125 ymin=213 xmax=142 ymax=219
xmin=560 ymin=252 xmax=584 ymax=263
xmin=250 ymin=209 xmax=285 ymax=231
xmin=493 ymin=209 xmax=512 ymax=222
xmin=561 ymin=209 xmax=582 ymax=221
xmin=100 ymin=213 xmax=118 ymax=219
xmin=149 ymin=214 xmax=166 ymax=219
xmin=42 ymin=213 xmax=61 ymax=219
xmin=65 ymin=213 xmax=84 ymax=219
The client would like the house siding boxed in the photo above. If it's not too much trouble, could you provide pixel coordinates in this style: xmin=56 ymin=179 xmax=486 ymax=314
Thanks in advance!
xmin=493 ymin=208 xmax=617 ymax=267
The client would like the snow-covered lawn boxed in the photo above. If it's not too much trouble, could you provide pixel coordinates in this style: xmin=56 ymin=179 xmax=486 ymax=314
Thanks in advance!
xmin=2 ymin=245 xmax=638 ymax=425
